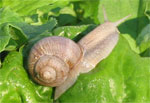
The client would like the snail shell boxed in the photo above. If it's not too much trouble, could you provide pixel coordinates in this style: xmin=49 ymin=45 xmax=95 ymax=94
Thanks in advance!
xmin=28 ymin=36 xmax=83 ymax=87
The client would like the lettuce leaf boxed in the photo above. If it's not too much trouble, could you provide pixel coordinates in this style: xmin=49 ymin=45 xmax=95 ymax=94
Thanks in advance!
xmin=0 ymin=8 xmax=57 ymax=52
xmin=0 ymin=0 xmax=150 ymax=103
xmin=137 ymin=24 xmax=150 ymax=56
xmin=0 ymin=51 xmax=53 ymax=103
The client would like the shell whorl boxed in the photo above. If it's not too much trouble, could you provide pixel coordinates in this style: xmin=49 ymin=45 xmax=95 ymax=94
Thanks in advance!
xmin=28 ymin=36 xmax=82 ymax=87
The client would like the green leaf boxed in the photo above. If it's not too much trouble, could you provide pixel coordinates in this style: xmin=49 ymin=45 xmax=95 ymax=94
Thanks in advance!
xmin=0 ymin=10 xmax=57 ymax=53
xmin=4 ymin=38 xmax=18 ymax=51
xmin=1 ymin=0 xmax=58 ymax=16
xmin=0 ymin=7 xmax=23 ymax=24
xmin=122 ymin=34 xmax=140 ymax=54
xmin=53 ymin=24 xmax=96 ymax=39
xmin=140 ymin=48 xmax=150 ymax=57
xmin=1 ymin=0 xmax=80 ymax=18
xmin=74 ymin=0 xmax=99 ymax=24
xmin=58 ymin=35 xmax=150 ymax=102
xmin=145 ymin=2 xmax=150 ymax=19
xmin=0 ymin=51 xmax=52 ymax=103
xmin=0 ymin=24 xmax=28 ymax=53
xmin=37 ymin=1 xmax=69 ymax=14
xmin=0 ymin=7 xmax=26 ymax=52
xmin=57 ymin=3 xmax=77 ymax=26
xmin=0 ymin=24 xmax=10 ymax=52
xmin=137 ymin=24 xmax=150 ymax=53
xmin=11 ymin=18 xmax=57 ymax=40
xmin=24 ymin=1 xmax=78 ymax=25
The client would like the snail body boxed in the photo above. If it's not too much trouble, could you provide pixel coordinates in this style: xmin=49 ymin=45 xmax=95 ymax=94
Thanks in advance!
xmin=28 ymin=9 xmax=130 ymax=99
xmin=78 ymin=22 xmax=119 ymax=73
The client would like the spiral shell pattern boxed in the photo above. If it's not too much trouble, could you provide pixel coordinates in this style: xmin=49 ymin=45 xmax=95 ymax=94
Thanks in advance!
xmin=28 ymin=36 xmax=82 ymax=87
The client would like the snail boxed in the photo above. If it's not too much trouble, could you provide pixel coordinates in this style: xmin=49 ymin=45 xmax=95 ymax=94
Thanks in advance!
xmin=28 ymin=8 xmax=130 ymax=100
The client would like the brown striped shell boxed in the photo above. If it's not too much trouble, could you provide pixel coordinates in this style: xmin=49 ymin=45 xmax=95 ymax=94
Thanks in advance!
xmin=28 ymin=36 xmax=82 ymax=87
